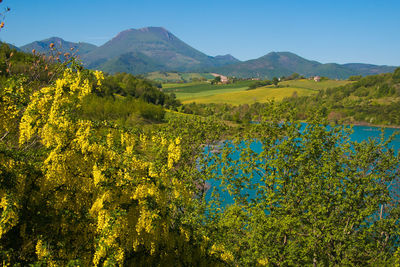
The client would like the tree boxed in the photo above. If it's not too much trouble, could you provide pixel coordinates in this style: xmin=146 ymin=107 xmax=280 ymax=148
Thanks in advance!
xmin=289 ymin=72 xmax=300 ymax=80
xmin=211 ymin=76 xmax=222 ymax=85
xmin=393 ymin=67 xmax=400 ymax=83
xmin=205 ymin=104 xmax=400 ymax=266
xmin=272 ymin=76 xmax=279 ymax=86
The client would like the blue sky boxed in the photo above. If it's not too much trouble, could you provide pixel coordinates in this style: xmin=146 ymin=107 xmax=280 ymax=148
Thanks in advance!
xmin=0 ymin=0 xmax=399 ymax=65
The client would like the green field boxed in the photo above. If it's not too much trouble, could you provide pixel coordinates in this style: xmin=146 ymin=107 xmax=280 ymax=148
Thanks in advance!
xmin=144 ymin=71 xmax=215 ymax=83
xmin=163 ymin=80 xmax=254 ymax=100
xmin=183 ymin=86 xmax=316 ymax=105
xmin=162 ymin=79 xmax=351 ymax=105
xmin=279 ymin=79 xmax=352 ymax=90
xmin=162 ymin=82 xmax=203 ymax=89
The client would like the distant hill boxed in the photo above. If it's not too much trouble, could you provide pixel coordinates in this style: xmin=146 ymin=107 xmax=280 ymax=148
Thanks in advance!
xmin=82 ymin=27 xmax=240 ymax=74
xmin=212 ymin=52 xmax=397 ymax=79
xmin=342 ymin=63 xmax=397 ymax=76
xmin=20 ymin=37 xmax=97 ymax=57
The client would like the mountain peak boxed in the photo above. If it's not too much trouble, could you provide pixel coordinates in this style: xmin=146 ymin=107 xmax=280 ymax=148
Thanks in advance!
xmin=265 ymin=51 xmax=299 ymax=57
xmin=112 ymin=26 xmax=176 ymax=43
xmin=213 ymin=54 xmax=240 ymax=65
xmin=43 ymin=36 xmax=65 ymax=42
xmin=138 ymin=26 xmax=169 ymax=33
xmin=215 ymin=54 xmax=236 ymax=59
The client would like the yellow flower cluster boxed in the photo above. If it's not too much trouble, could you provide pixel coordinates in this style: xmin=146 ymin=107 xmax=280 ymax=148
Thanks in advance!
xmin=258 ymin=257 xmax=269 ymax=266
xmin=0 ymin=194 xmax=19 ymax=239
xmin=36 ymin=239 xmax=51 ymax=260
xmin=210 ymin=244 xmax=234 ymax=263
xmin=167 ymin=137 xmax=182 ymax=169
xmin=93 ymin=70 xmax=104 ymax=87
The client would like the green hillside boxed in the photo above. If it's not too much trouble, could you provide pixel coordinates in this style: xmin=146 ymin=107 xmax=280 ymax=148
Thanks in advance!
xmin=98 ymin=51 xmax=164 ymax=74
xmin=284 ymin=68 xmax=400 ymax=125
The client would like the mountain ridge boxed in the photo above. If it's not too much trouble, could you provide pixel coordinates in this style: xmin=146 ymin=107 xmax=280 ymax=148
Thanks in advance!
xmin=212 ymin=51 xmax=396 ymax=79
xmin=17 ymin=27 xmax=397 ymax=78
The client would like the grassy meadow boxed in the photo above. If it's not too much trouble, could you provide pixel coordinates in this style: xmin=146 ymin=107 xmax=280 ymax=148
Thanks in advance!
xmin=144 ymin=71 xmax=215 ymax=83
xmin=185 ymin=86 xmax=316 ymax=105
xmin=163 ymin=79 xmax=352 ymax=105
xmin=163 ymin=80 xmax=254 ymax=100
xmin=279 ymin=79 xmax=352 ymax=90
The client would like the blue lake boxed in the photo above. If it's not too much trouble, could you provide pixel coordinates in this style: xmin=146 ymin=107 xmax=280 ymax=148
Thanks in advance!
xmin=205 ymin=124 xmax=400 ymax=205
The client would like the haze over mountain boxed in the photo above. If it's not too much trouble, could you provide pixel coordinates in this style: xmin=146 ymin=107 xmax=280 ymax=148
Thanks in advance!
xmin=17 ymin=27 xmax=397 ymax=79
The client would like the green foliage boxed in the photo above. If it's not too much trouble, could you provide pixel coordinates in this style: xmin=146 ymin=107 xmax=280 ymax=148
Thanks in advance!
xmin=393 ymin=67 xmax=400 ymax=83
xmin=0 ymin=42 xmax=61 ymax=85
xmin=205 ymin=106 xmax=400 ymax=265
xmin=96 ymin=72 xmax=180 ymax=109
xmin=283 ymin=69 xmax=400 ymax=125
xmin=211 ymin=76 xmax=221 ymax=85
xmin=348 ymin=75 xmax=362 ymax=81
xmin=272 ymin=77 xmax=279 ymax=86
xmin=247 ymin=79 xmax=272 ymax=90
xmin=143 ymin=71 xmax=214 ymax=83
xmin=80 ymin=95 xmax=166 ymax=124
xmin=281 ymin=72 xmax=303 ymax=81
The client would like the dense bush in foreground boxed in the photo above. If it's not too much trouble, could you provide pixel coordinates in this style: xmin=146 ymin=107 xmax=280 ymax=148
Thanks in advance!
xmin=0 ymin=48 xmax=400 ymax=265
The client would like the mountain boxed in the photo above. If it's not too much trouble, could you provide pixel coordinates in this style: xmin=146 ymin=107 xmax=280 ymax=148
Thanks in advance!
xmin=98 ymin=51 xmax=165 ymax=74
xmin=20 ymin=37 xmax=97 ymax=57
xmin=212 ymin=52 xmax=397 ymax=79
xmin=18 ymin=29 xmax=397 ymax=79
xmin=82 ymin=27 xmax=239 ymax=74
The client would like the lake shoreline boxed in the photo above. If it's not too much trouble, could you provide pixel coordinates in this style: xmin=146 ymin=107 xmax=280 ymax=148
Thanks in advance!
xmin=346 ymin=121 xmax=400 ymax=130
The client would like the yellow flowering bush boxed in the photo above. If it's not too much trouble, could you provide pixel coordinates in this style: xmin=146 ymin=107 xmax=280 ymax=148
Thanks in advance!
xmin=0 ymin=67 xmax=221 ymax=266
